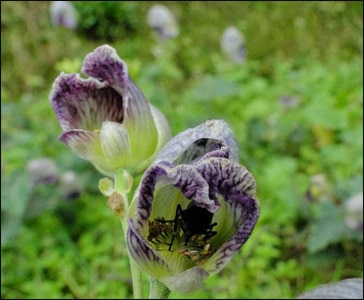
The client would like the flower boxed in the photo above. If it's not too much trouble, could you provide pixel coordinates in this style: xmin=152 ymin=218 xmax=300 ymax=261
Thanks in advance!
xmin=49 ymin=45 xmax=171 ymax=177
xmin=59 ymin=171 xmax=83 ymax=201
xmin=127 ymin=120 xmax=259 ymax=293
xmin=26 ymin=157 xmax=58 ymax=187
xmin=220 ymin=26 xmax=246 ymax=64
xmin=49 ymin=1 xmax=78 ymax=29
xmin=344 ymin=192 xmax=363 ymax=232
xmin=147 ymin=4 xmax=179 ymax=41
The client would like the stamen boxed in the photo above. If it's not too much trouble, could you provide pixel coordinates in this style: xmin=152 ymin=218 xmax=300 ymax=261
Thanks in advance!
xmin=147 ymin=204 xmax=217 ymax=263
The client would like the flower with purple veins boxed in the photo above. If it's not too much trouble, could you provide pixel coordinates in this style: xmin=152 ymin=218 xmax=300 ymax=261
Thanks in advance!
xmin=127 ymin=119 xmax=259 ymax=293
xmin=49 ymin=45 xmax=171 ymax=177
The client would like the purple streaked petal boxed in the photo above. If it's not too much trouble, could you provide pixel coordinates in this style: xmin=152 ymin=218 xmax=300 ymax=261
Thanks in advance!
xmin=81 ymin=45 xmax=128 ymax=94
xmin=154 ymin=119 xmax=239 ymax=165
xmin=196 ymin=157 xmax=257 ymax=200
xmin=204 ymin=194 xmax=259 ymax=273
xmin=50 ymin=73 xmax=123 ymax=131
xmin=127 ymin=219 xmax=167 ymax=267
xmin=193 ymin=157 xmax=259 ymax=272
xmin=81 ymin=46 xmax=156 ymax=133
xmin=81 ymin=46 xmax=161 ymax=165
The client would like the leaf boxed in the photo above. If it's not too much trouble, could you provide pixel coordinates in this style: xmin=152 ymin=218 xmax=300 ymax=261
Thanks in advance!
xmin=1 ymin=170 xmax=32 ymax=246
xmin=307 ymin=201 xmax=351 ymax=253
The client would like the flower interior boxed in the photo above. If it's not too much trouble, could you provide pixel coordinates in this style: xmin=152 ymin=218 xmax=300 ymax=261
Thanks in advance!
xmin=145 ymin=181 xmax=235 ymax=267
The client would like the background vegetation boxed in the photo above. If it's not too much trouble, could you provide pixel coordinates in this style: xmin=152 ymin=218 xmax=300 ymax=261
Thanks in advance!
xmin=1 ymin=1 xmax=363 ymax=299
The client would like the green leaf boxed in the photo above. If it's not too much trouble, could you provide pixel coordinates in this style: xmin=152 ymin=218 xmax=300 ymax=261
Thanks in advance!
xmin=307 ymin=201 xmax=351 ymax=253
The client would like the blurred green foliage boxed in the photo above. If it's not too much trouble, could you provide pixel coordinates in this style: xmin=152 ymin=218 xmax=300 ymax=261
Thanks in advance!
xmin=1 ymin=1 xmax=363 ymax=299
xmin=73 ymin=1 xmax=138 ymax=42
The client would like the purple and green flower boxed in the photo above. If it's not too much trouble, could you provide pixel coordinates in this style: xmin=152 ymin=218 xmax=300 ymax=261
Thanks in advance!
xmin=49 ymin=45 xmax=170 ymax=177
xmin=127 ymin=120 xmax=260 ymax=292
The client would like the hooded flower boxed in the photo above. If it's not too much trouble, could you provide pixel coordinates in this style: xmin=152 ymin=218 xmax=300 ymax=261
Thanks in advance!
xmin=49 ymin=45 xmax=171 ymax=177
xmin=127 ymin=119 xmax=259 ymax=293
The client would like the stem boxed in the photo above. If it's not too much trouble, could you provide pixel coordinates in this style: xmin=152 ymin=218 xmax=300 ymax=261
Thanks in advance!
xmin=114 ymin=170 xmax=143 ymax=299
xmin=120 ymin=215 xmax=143 ymax=299
xmin=149 ymin=277 xmax=170 ymax=299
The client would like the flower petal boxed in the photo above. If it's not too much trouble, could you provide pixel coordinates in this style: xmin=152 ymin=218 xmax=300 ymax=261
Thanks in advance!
xmin=99 ymin=121 xmax=130 ymax=166
xmin=195 ymin=157 xmax=259 ymax=273
xmin=128 ymin=219 xmax=209 ymax=293
xmin=123 ymin=80 xmax=159 ymax=169
xmin=81 ymin=45 xmax=129 ymax=94
xmin=161 ymin=266 xmax=209 ymax=293
xmin=133 ymin=162 xmax=219 ymax=235
xmin=50 ymin=73 xmax=123 ymax=131
xmin=60 ymin=130 xmax=110 ymax=174
xmin=150 ymin=105 xmax=172 ymax=150
xmin=154 ymin=119 xmax=239 ymax=165
xmin=127 ymin=219 xmax=170 ymax=276
xmin=82 ymin=45 xmax=162 ymax=172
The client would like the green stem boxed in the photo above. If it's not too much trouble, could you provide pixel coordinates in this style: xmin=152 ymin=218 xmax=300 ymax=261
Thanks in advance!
xmin=114 ymin=170 xmax=143 ymax=299
xmin=149 ymin=277 xmax=170 ymax=299
xmin=120 ymin=215 xmax=143 ymax=299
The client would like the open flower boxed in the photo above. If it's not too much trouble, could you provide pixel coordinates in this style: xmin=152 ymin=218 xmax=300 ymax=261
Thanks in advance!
xmin=127 ymin=120 xmax=259 ymax=293
xmin=49 ymin=45 xmax=170 ymax=177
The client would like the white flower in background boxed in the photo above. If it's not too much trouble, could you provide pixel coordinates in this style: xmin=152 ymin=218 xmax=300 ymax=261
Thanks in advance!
xmin=220 ymin=26 xmax=246 ymax=64
xmin=26 ymin=157 xmax=58 ymax=187
xmin=344 ymin=192 xmax=363 ymax=231
xmin=305 ymin=173 xmax=332 ymax=203
xmin=147 ymin=4 xmax=179 ymax=41
xmin=59 ymin=171 xmax=83 ymax=201
xmin=49 ymin=1 xmax=78 ymax=29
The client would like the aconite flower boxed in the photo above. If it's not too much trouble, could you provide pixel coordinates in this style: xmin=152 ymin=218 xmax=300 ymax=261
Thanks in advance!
xmin=127 ymin=120 xmax=259 ymax=293
xmin=49 ymin=45 xmax=171 ymax=177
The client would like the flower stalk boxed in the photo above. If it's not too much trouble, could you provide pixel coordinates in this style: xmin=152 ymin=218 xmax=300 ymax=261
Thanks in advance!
xmin=112 ymin=170 xmax=143 ymax=299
